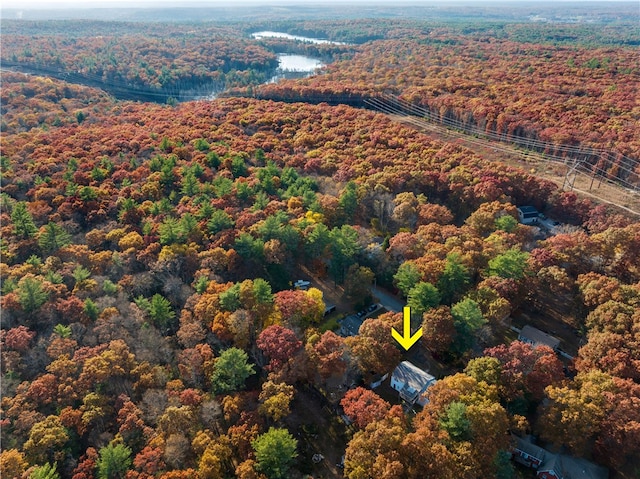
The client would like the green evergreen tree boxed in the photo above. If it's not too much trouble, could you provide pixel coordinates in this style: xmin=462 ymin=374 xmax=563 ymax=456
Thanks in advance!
xmin=494 ymin=215 xmax=518 ymax=233
xmin=194 ymin=276 xmax=209 ymax=294
xmin=252 ymin=427 xmax=298 ymax=479
xmin=158 ymin=217 xmax=182 ymax=245
xmin=305 ymin=223 xmax=331 ymax=259
xmin=53 ymin=324 xmax=72 ymax=339
xmin=252 ymin=278 xmax=274 ymax=305
xmin=207 ymin=209 xmax=234 ymax=234
xmin=235 ymin=181 xmax=254 ymax=202
xmin=17 ymin=276 xmax=49 ymax=313
xmin=45 ymin=270 xmax=63 ymax=284
xmin=26 ymin=255 xmax=42 ymax=268
xmin=102 ymin=279 xmax=119 ymax=295
xmin=212 ymin=176 xmax=234 ymax=198
xmin=160 ymin=162 xmax=176 ymax=190
xmin=219 ymin=284 xmax=241 ymax=311
xmin=439 ymin=401 xmax=471 ymax=440
xmin=493 ymin=450 xmax=517 ymax=479
xmin=29 ymin=462 xmax=60 ymax=479
xmin=84 ymin=298 xmax=100 ymax=322
xmin=231 ymin=155 xmax=249 ymax=178
xmin=254 ymin=148 xmax=266 ymax=164
xmin=211 ymin=347 xmax=255 ymax=395
xmin=234 ymin=233 xmax=265 ymax=262
xmin=96 ymin=442 xmax=132 ymax=479
xmin=1 ymin=277 xmax=18 ymax=294
xmin=193 ymin=138 xmax=210 ymax=152
xmin=205 ymin=151 xmax=220 ymax=168
xmin=11 ymin=201 xmax=37 ymax=239
xmin=179 ymin=213 xmax=199 ymax=240
xmin=328 ymin=225 xmax=360 ymax=284
xmin=196 ymin=202 xmax=214 ymax=220
xmin=159 ymin=136 xmax=172 ymax=152
xmin=180 ymin=172 xmax=200 ymax=196
xmin=38 ymin=223 xmax=71 ymax=254
xmin=72 ymin=265 xmax=91 ymax=285
xmin=451 ymin=297 xmax=486 ymax=354
xmin=134 ymin=295 xmax=151 ymax=311
xmin=148 ymin=294 xmax=175 ymax=329
xmin=117 ymin=197 xmax=139 ymax=222
xmin=252 ymin=191 xmax=269 ymax=210
xmin=338 ymin=181 xmax=358 ymax=223
xmin=79 ymin=186 xmax=98 ymax=202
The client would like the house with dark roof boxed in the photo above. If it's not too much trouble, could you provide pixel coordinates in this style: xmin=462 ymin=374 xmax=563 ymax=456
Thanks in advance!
xmin=537 ymin=453 xmax=609 ymax=479
xmin=519 ymin=325 xmax=561 ymax=351
xmin=517 ymin=205 xmax=540 ymax=225
xmin=339 ymin=315 xmax=365 ymax=337
xmin=512 ymin=435 xmax=547 ymax=469
xmin=390 ymin=361 xmax=436 ymax=406
xmin=512 ymin=436 xmax=608 ymax=479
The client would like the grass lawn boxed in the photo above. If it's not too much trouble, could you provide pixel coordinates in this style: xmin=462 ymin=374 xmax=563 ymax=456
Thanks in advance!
xmin=318 ymin=312 xmax=343 ymax=333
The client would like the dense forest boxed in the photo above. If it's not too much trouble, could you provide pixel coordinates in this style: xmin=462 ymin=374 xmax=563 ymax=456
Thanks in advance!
xmin=1 ymin=8 xmax=640 ymax=479
xmin=253 ymin=30 xmax=640 ymax=180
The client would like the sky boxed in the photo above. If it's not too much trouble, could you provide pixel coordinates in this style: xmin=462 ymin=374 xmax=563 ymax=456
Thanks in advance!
xmin=3 ymin=0 xmax=372 ymax=7
xmin=3 ymin=0 xmax=636 ymax=7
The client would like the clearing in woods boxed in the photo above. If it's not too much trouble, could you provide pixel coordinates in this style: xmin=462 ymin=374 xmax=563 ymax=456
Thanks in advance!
xmin=389 ymin=114 xmax=640 ymax=216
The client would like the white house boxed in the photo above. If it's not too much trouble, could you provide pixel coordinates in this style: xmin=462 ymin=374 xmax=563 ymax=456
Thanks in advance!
xmin=390 ymin=361 xmax=436 ymax=406
xmin=517 ymin=206 xmax=539 ymax=225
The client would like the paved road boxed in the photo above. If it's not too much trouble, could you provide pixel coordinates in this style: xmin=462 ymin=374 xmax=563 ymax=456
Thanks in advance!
xmin=372 ymin=286 xmax=405 ymax=313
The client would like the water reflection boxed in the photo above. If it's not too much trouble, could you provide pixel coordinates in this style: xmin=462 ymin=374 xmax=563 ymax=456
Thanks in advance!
xmin=199 ymin=32 xmax=335 ymax=99
xmin=277 ymin=54 xmax=324 ymax=72
xmin=251 ymin=30 xmax=346 ymax=45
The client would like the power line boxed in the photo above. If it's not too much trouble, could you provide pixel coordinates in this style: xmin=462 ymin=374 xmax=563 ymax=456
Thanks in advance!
xmin=366 ymin=94 xmax=639 ymax=190
xmin=374 ymin=93 xmax=639 ymax=182
xmin=365 ymin=94 xmax=640 ymax=216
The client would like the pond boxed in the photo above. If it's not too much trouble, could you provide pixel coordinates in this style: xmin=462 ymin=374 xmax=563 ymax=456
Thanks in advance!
xmin=267 ymin=54 xmax=325 ymax=83
xmin=196 ymin=51 xmax=325 ymax=99
xmin=196 ymin=31 xmax=337 ymax=99
xmin=277 ymin=54 xmax=324 ymax=73
xmin=250 ymin=30 xmax=346 ymax=45
xmin=250 ymin=31 xmax=345 ymax=84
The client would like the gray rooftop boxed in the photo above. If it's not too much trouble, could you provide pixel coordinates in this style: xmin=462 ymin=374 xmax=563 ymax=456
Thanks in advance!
xmin=519 ymin=325 xmax=561 ymax=350
xmin=517 ymin=205 xmax=539 ymax=214
xmin=392 ymin=361 xmax=435 ymax=391
xmin=540 ymin=453 xmax=609 ymax=479
xmin=339 ymin=315 xmax=364 ymax=336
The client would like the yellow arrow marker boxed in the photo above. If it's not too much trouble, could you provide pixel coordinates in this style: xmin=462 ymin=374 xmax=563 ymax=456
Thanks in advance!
xmin=392 ymin=306 xmax=422 ymax=350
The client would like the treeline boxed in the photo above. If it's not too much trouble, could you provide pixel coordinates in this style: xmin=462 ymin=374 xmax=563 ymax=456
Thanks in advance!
xmin=1 ymin=26 xmax=280 ymax=102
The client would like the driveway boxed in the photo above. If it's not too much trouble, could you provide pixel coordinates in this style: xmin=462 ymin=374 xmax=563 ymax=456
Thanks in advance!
xmin=372 ymin=286 xmax=405 ymax=313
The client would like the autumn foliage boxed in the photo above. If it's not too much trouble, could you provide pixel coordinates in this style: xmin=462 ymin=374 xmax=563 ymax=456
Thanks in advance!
xmin=1 ymin=14 xmax=639 ymax=479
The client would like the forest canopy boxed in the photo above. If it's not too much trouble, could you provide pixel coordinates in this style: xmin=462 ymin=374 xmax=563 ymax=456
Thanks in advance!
xmin=1 ymin=11 xmax=639 ymax=479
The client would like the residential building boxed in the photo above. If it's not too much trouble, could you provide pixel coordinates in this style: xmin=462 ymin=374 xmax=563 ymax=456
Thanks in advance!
xmin=512 ymin=435 xmax=608 ymax=479
xmin=512 ymin=435 xmax=547 ymax=469
xmin=537 ymin=454 xmax=608 ymax=479
xmin=390 ymin=361 xmax=436 ymax=406
xmin=517 ymin=205 xmax=540 ymax=225
xmin=519 ymin=325 xmax=561 ymax=351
